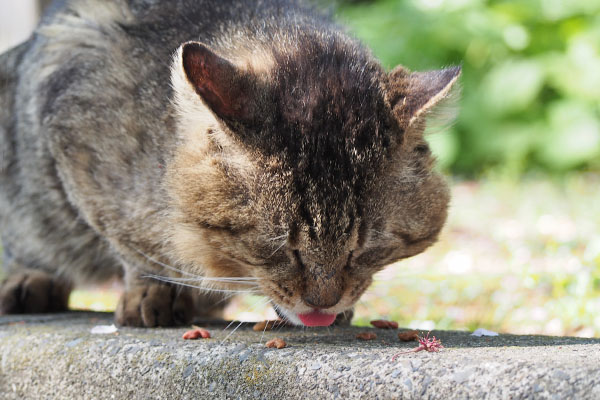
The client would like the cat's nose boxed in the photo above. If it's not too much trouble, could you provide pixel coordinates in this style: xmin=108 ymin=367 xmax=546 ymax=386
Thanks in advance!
xmin=297 ymin=252 xmax=346 ymax=309
xmin=302 ymin=289 xmax=342 ymax=309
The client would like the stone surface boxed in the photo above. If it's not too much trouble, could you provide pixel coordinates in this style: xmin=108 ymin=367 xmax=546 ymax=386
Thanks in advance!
xmin=1 ymin=312 xmax=599 ymax=399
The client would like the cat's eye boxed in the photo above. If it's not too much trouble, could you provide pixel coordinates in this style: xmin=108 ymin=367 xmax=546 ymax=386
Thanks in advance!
xmin=344 ymin=251 xmax=354 ymax=271
xmin=293 ymin=250 xmax=305 ymax=272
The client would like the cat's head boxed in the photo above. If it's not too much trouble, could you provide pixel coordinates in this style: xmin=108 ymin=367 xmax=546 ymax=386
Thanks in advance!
xmin=167 ymin=35 xmax=459 ymax=326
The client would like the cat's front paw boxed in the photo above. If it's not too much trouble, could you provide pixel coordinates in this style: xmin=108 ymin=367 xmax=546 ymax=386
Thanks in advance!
xmin=115 ymin=284 xmax=196 ymax=327
xmin=333 ymin=309 xmax=354 ymax=326
xmin=0 ymin=270 xmax=72 ymax=314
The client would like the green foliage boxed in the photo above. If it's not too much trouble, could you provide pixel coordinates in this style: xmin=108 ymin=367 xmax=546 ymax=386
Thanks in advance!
xmin=334 ymin=0 xmax=600 ymax=174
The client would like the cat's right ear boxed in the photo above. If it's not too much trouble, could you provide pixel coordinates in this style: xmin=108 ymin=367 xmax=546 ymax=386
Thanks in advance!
xmin=180 ymin=42 xmax=254 ymax=124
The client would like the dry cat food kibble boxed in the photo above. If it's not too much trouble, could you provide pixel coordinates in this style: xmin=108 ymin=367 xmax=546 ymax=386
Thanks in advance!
xmin=397 ymin=330 xmax=419 ymax=342
xmin=265 ymin=338 xmax=287 ymax=349
xmin=253 ymin=320 xmax=283 ymax=331
xmin=356 ymin=332 xmax=377 ymax=340
xmin=370 ymin=319 xmax=399 ymax=329
xmin=182 ymin=327 xmax=211 ymax=340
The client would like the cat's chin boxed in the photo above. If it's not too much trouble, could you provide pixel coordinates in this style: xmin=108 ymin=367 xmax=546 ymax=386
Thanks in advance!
xmin=275 ymin=307 xmax=337 ymax=327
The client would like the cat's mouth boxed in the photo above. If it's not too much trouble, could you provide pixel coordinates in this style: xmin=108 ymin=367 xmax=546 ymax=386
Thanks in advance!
xmin=276 ymin=306 xmax=337 ymax=327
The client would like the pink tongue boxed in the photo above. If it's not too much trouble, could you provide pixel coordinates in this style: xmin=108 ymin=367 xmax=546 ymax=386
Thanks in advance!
xmin=297 ymin=311 xmax=337 ymax=327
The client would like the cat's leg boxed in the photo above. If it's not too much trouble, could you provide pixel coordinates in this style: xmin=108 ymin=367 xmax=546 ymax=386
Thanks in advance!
xmin=115 ymin=267 xmax=230 ymax=327
xmin=0 ymin=259 xmax=73 ymax=314
xmin=333 ymin=308 xmax=354 ymax=326
xmin=115 ymin=284 xmax=232 ymax=327
xmin=115 ymin=284 xmax=197 ymax=327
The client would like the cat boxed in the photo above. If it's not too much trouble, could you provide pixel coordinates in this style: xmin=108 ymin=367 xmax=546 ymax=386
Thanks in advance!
xmin=0 ymin=0 xmax=460 ymax=327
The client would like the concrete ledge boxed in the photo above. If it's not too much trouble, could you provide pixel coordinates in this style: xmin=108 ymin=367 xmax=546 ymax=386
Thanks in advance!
xmin=1 ymin=312 xmax=599 ymax=399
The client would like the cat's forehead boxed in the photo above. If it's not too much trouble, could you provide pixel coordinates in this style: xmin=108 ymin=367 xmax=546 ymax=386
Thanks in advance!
xmin=271 ymin=37 xmax=387 ymax=125
xmin=260 ymin=36 xmax=396 ymax=174
xmin=253 ymin=39 xmax=398 ymax=242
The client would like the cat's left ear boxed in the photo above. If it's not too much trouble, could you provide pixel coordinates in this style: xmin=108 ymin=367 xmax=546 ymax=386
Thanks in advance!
xmin=180 ymin=41 xmax=255 ymax=124
xmin=388 ymin=65 xmax=461 ymax=128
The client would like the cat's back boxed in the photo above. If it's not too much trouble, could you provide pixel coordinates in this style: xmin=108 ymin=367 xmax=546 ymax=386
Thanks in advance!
xmin=18 ymin=0 xmax=316 ymax=130
xmin=0 ymin=0 xmax=315 ymax=160
xmin=0 ymin=42 xmax=30 ymax=176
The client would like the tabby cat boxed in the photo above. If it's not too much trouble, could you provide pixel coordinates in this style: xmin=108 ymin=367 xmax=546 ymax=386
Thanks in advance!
xmin=0 ymin=0 xmax=460 ymax=327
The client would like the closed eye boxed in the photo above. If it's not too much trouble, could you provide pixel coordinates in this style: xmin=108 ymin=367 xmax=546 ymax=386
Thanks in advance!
xmin=197 ymin=221 xmax=254 ymax=235
xmin=353 ymin=246 xmax=394 ymax=270
xmin=218 ymin=249 xmax=269 ymax=268
xmin=344 ymin=251 xmax=354 ymax=271
xmin=391 ymin=226 xmax=442 ymax=246
xmin=292 ymin=250 xmax=305 ymax=272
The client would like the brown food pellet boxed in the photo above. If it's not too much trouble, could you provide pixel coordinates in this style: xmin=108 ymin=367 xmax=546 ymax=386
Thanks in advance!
xmin=265 ymin=338 xmax=286 ymax=349
xmin=253 ymin=320 xmax=283 ymax=331
xmin=356 ymin=332 xmax=377 ymax=340
xmin=182 ymin=327 xmax=211 ymax=340
xmin=397 ymin=330 xmax=419 ymax=342
xmin=370 ymin=319 xmax=399 ymax=329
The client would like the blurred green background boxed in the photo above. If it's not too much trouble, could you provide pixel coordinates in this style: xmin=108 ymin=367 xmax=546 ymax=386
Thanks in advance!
xmin=1 ymin=0 xmax=599 ymax=337
xmin=335 ymin=0 xmax=600 ymax=176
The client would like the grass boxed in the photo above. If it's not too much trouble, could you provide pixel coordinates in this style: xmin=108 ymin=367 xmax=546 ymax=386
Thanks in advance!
xmin=2 ymin=173 xmax=599 ymax=337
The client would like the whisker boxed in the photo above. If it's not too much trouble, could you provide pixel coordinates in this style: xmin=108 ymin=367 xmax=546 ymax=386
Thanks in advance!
xmin=270 ymin=303 xmax=298 ymax=335
xmin=212 ymin=292 xmax=239 ymax=308
xmin=221 ymin=320 xmax=245 ymax=344
xmin=149 ymin=275 xmax=260 ymax=284
xmin=219 ymin=296 xmax=273 ymax=344
xmin=274 ymin=317 xmax=290 ymax=336
xmin=144 ymin=274 xmax=260 ymax=294
xmin=134 ymin=248 xmax=200 ymax=278
xmin=269 ymin=239 xmax=288 ymax=258
xmin=259 ymin=299 xmax=274 ymax=343
xmin=221 ymin=296 xmax=272 ymax=335
xmin=266 ymin=233 xmax=288 ymax=242
xmin=342 ymin=310 xmax=350 ymax=323
xmin=222 ymin=319 xmax=238 ymax=333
